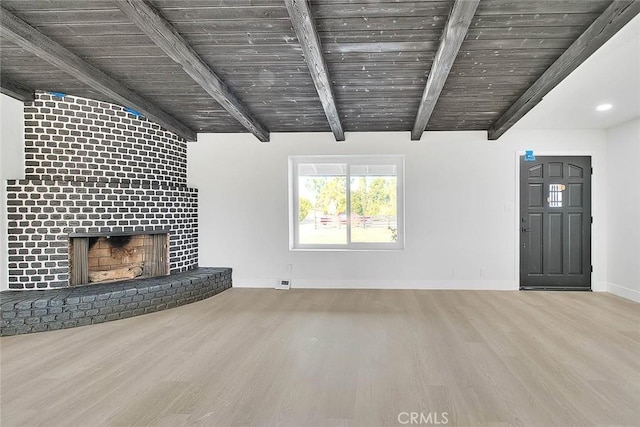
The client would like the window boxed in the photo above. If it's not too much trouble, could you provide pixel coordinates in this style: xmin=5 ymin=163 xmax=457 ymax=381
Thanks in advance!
xmin=549 ymin=184 xmax=564 ymax=207
xmin=289 ymin=155 xmax=404 ymax=250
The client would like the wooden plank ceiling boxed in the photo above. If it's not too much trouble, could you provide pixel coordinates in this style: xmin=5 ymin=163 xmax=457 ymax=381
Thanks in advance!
xmin=1 ymin=0 xmax=638 ymax=142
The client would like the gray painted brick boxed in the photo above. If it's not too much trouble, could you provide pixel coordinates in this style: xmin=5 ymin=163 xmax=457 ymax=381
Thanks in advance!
xmin=2 ymin=311 xmax=17 ymax=319
xmin=99 ymin=307 xmax=113 ymax=315
xmin=92 ymin=315 xmax=107 ymax=324
xmin=77 ymin=318 xmax=92 ymax=327
xmin=1 ymin=268 xmax=231 ymax=335
xmin=42 ymin=314 xmax=56 ymax=323
xmin=15 ymin=301 xmax=33 ymax=310
xmin=33 ymin=299 xmax=49 ymax=308
xmin=56 ymin=312 xmax=71 ymax=321
xmin=105 ymin=313 xmax=120 ymax=322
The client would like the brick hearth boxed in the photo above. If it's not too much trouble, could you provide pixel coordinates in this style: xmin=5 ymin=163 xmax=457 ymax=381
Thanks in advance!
xmin=0 ymin=268 xmax=232 ymax=336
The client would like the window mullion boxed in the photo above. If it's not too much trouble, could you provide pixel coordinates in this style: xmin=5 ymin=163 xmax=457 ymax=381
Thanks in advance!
xmin=345 ymin=162 xmax=351 ymax=246
xmin=292 ymin=160 xmax=297 ymax=247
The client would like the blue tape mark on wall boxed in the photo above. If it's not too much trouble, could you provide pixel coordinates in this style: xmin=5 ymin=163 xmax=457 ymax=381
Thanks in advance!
xmin=124 ymin=107 xmax=143 ymax=118
xmin=524 ymin=150 xmax=536 ymax=161
xmin=48 ymin=91 xmax=66 ymax=98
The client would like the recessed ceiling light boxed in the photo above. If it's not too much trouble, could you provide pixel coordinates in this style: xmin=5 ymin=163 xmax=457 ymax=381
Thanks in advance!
xmin=596 ymin=103 xmax=613 ymax=112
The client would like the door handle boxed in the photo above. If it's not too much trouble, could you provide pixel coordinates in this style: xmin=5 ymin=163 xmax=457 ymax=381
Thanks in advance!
xmin=522 ymin=227 xmax=532 ymax=232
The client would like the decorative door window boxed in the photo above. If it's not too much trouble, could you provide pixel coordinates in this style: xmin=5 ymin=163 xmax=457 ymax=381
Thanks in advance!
xmin=548 ymin=184 xmax=565 ymax=207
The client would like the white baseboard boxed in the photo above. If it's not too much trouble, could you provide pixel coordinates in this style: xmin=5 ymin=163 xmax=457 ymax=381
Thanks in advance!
xmin=607 ymin=282 xmax=640 ymax=303
xmin=233 ymin=278 xmax=517 ymax=291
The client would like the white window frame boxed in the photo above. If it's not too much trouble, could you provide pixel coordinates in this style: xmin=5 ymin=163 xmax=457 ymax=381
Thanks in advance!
xmin=289 ymin=154 xmax=405 ymax=251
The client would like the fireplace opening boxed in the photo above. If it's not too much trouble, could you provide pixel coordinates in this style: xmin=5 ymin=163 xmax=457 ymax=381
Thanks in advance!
xmin=106 ymin=235 xmax=132 ymax=249
xmin=69 ymin=232 xmax=169 ymax=286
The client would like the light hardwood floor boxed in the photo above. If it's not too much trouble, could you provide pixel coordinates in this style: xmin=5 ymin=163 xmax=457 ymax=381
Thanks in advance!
xmin=1 ymin=289 xmax=639 ymax=426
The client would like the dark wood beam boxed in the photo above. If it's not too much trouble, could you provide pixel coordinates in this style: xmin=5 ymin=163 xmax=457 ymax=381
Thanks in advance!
xmin=285 ymin=0 xmax=344 ymax=141
xmin=411 ymin=0 xmax=479 ymax=141
xmin=0 ymin=78 xmax=35 ymax=102
xmin=0 ymin=7 xmax=196 ymax=141
xmin=114 ymin=0 xmax=269 ymax=142
xmin=488 ymin=1 xmax=640 ymax=140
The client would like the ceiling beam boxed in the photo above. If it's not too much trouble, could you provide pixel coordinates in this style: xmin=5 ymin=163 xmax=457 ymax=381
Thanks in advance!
xmin=1 ymin=78 xmax=35 ymax=102
xmin=411 ymin=0 xmax=479 ymax=141
xmin=285 ymin=0 xmax=344 ymax=141
xmin=114 ymin=0 xmax=269 ymax=142
xmin=0 ymin=7 xmax=196 ymax=141
xmin=488 ymin=0 xmax=640 ymax=140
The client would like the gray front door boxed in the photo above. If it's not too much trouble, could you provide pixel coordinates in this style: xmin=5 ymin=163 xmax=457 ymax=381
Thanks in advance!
xmin=520 ymin=156 xmax=592 ymax=290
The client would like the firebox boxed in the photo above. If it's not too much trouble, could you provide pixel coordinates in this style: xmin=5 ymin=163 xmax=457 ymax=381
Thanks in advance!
xmin=68 ymin=231 xmax=169 ymax=286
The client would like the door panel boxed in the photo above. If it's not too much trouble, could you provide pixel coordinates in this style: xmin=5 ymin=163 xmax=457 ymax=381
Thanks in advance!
xmin=547 ymin=213 xmax=563 ymax=275
xmin=567 ymin=183 xmax=583 ymax=207
xmin=529 ymin=183 xmax=544 ymax=207
xmin=528 ymin=164 xmax=543 ymax=178
xmin=520 ymin=156 xmax=591 ymax=290
xmin=548 ymin=162 xmax=563 ymax=178
xmin=568 ymin=163 xmax=584 ymax=178
xmin=568 ymin=213 xmax=583 ymax=275
xmin=527 ymin=213 xmax=543 ymax=274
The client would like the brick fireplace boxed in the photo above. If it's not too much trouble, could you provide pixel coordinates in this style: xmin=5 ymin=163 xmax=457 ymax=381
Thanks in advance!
xmin=5 ymin=92 xmax=199 ymax=289
xmin=69 ymin=232 xmax=169 ymax=285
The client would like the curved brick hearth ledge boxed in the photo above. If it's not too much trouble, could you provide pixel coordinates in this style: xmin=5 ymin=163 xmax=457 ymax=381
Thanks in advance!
xmin=0 ymin=268 xmax=232 ymax=336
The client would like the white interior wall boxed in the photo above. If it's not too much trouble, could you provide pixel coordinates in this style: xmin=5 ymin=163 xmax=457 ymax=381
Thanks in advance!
xmin=606 ymin=118 xmax=640 ymax=302
xmin=0 ymin=93 xmax=616 ymax=293
xmin=189 ymin=129 xmax=608 ymax=290
xmin=0 ymin=94 xmax=26 ymax=291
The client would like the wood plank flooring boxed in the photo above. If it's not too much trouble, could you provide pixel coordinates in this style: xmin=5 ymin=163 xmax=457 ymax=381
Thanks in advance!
xmin=1 ymin=289 xmax=638 ymax=426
